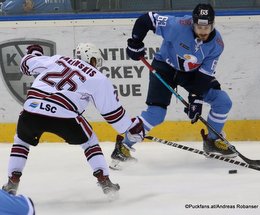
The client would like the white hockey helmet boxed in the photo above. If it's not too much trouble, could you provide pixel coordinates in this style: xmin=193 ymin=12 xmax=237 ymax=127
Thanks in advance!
xmin=75 ymin=43 xmax=103 ymax=67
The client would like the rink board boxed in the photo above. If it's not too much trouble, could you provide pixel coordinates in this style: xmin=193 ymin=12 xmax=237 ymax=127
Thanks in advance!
xmin=0 ymin=15 xmax=259 ymax=143
xmin=0 ymin=120 xmax=259 ymax=143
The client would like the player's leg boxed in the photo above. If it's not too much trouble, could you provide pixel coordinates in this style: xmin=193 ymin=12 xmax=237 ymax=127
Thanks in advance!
xmin=111 ymin=60 xmax=173 ymax=165
xmin=80 ymin=132 xmax=119 ymax=194
xmin=2 ymin=111 xmax=42 ymax=195
xmin=58 ymin=115 xmax=120 ymax=195
xmin=203 ymin=89 xmax=237 ymax=157
xmin=141 ymin=59 xmax=174 ymax=132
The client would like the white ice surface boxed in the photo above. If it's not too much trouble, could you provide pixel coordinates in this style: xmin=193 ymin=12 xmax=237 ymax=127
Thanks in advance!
xmin=1 ymin=141 xmax=260 ymax=215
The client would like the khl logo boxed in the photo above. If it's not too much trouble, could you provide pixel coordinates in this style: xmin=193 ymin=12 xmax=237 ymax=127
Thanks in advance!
xmin=0 ymin=39 xmax=56 ymax=105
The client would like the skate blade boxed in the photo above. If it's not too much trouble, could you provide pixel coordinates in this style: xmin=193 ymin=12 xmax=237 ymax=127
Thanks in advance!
xmin=109 ymin=159 xmax=123 ymax=171
xmin=109 ymin=158 xmax=137 ymax=171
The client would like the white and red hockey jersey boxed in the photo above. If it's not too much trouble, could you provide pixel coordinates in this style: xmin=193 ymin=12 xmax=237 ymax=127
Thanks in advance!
xmin=20 ymin=54 xmax=132 ymax=134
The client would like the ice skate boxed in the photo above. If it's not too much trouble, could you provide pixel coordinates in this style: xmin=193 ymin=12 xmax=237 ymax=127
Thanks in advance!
xmin=201 ymin=129 xmax=238 ymax=158
xmin=110 ymin=135 xmax=137 ymax=170
xmin=2 ymin=171 xmax=22 ymax=195
xmin=93 ymin=169 xmax=120 ymax=200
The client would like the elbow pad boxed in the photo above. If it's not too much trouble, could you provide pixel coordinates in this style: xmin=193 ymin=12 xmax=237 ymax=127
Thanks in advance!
xmin=132 ymin=12 xmax=156 ymax=42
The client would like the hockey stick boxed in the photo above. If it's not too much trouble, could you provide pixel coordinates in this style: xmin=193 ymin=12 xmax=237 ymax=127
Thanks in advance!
xmin=140 ymin=57 xmax=260 ymax=167
xmin=145 ymin=136 xmax=260 ymax=171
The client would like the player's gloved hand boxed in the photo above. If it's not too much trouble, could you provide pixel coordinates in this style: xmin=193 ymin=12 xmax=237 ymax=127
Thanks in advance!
xmin=184 ymin=94 xmax=203 ymax=124
xmin=124 ymin=117 xmax=145 ymax=148
xmin=26 ymin=44 xmax=44 ymax=56
xmin=126 ymin=38 xmax=145 ymax=61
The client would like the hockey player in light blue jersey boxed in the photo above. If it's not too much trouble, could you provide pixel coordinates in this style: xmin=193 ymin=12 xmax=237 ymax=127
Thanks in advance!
xmin=0 ymin=189 xmax=35 ymax=215
xmin=111 ymin=3 xmax=237 ymax=168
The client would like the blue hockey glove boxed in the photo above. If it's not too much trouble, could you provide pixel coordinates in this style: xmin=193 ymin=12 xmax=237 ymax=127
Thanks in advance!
xmin=124 ymin=117 xmax=145 ymax=147
xmin=184 ymin=94 xmax=203 ymax=124
xmin=126 ymin=38 xmax=145 ymax=61
xmin=26 ymin=44 xmax=44 ymax=56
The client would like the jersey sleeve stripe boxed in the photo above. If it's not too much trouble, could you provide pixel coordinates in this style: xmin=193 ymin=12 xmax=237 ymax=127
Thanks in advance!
xmin=148 ymin=12 xmax=157 ymax=29
xmin=101 ymin=106 xmax=126 ymax=124
xmin=20 ymin=55 xmax=34 ymax=75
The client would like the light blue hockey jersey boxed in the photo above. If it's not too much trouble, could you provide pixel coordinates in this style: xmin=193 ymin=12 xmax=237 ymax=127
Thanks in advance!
xmin=0 ymin=189 xmax=35 ymax=215
xmin=2 ymin=0 xmax=73 ymax=15
xmin=151 ymin=13 xmax=224 ymax=76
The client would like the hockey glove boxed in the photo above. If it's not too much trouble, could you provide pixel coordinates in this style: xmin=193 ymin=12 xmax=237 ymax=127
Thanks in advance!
xmin=26 ymin=44 xmax=44 ymax=56
xmin=184 ymin=94 xmax=203 ymax=124
xmin=124 ymin=117 xmax=145 ymax=147
xmin=126 ymin=38 xmax=145 ymax=61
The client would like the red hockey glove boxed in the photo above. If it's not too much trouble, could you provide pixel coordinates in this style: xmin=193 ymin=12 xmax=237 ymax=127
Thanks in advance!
xmin=124 ymin=117 xmax=145 ymax=146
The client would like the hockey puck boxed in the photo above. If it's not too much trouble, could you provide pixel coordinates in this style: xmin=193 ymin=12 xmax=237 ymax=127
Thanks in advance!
xmin=228 ymin=170 xmax=237 ymax=174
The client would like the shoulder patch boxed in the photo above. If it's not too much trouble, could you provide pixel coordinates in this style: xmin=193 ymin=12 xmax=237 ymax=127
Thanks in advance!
xmin=216 ymin=37 xmax=224 ymax=48
xmin=179 ymin=16 xmax=192 ymax=25
xmin=179 ymin=19 xmax=192 ymax=25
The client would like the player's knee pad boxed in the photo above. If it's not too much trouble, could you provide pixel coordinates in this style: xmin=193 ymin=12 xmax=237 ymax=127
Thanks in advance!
xmin=140 ymin=106 xmax=167 ymax=130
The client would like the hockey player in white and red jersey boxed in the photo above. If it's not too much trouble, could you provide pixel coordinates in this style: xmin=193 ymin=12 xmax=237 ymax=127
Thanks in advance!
xmin=2 ymin=43 xmax=145 ymax=197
